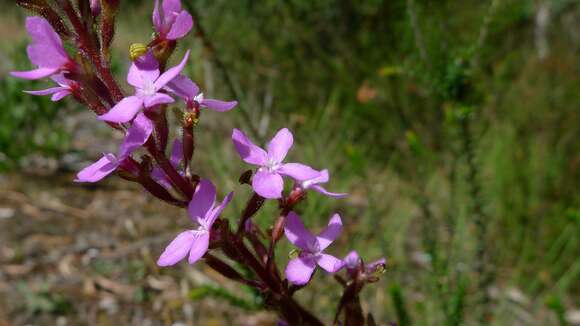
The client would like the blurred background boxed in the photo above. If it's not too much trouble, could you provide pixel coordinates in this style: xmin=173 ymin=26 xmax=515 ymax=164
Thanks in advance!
xmin=0 ymin=0 xmax=579 ymax=325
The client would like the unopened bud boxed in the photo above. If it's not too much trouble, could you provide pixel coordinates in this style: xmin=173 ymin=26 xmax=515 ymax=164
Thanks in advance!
xmin=272 ymin=215 xmax=286 ymax=242
xmin=129 ymin=43 xmax=148 ymax=61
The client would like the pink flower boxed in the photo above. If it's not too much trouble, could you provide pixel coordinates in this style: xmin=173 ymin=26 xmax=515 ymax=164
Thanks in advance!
xmin=98 ymin=51 xmax=190 ymax=123
xmin=232 ymin=128 xmax=319 ymax=199
xmin=23 ymin=73 xmax=77 ymax=102
xmin=75 ymin=113 xmax=153 ymax=182
xmin=157 ymin=179 xmax=233 ymax=266
xmin=165 ymin=75 xmax=238 ymax=111
xmin=343 ymin=251 xmax=386 ymax=276
xmin=153 ymin=0 xmax=193 ymax=41
xmin=10 ymin=17 xmax=74 ymax=80
xmin=297 ymin=169 xmax=347 ymax=198
xmin=284 ymin=212 xmax=344 ymax=285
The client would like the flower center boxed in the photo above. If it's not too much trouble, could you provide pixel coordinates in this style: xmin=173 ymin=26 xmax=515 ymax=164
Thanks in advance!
xmin=265 ymin=157 xmax=280 ymax=172
xmin=306 ymin=239 xmax=321 ymax=254
xmin=141 ymin=79 xmax=156 ymax=96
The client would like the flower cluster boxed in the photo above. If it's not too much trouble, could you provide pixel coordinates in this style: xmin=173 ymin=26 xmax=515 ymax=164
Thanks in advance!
xmin=11 ymin=0 xmax=385 ymax=323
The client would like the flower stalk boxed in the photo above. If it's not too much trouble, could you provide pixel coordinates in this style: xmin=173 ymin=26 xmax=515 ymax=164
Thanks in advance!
xmin=10 ymin=1 xmax=385 ymax=324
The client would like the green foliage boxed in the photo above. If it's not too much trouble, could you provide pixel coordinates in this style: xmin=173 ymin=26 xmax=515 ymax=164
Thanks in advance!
xmin=17 ymin=283 xmax=73 ymax=315
xmin=0 ymin=44 xmax=72 ymax=172
xmin=189 ymin=284 xmax=263 ymax=312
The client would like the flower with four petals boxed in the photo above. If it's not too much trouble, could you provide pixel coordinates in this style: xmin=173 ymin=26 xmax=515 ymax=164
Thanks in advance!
xmin=232 ymin=128 xmax=319 ymax=199
xmin=284 ymin=212 xmax=345 ymax=285
xmin=157 ymin=179 xmax=233 ymax=266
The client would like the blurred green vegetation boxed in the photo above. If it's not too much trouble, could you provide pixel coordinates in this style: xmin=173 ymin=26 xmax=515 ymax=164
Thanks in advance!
xmin=0 ymin=43 xmax=73 ymax=172
xmin=1 ymin=0 xmax=578 ymax=324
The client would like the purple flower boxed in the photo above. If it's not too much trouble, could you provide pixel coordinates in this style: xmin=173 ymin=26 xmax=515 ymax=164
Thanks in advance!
xmin=98 ymin=50 xmax=190 ymax=123
xmin=157 ymin=179 xmax=233 ymax=266
xmin=297 ymin=169 xmax=347 ymax=198
xmin=153 ymin=0 xmax=193 ymax=41
xmin=284 ymin=212 xmax=344 ymax=285
xmin=76 ymin=112 xmax=153 ymax=182
xmin=151 ymin=139 xmax=183 ymax=189
xmin=232 ymin=128 xmax=319 ymax=199
xmin=165 ymin=75 xmax=238 ymax=112
xmin=10 ymin=17 xmax=74 ymax=80
xmin=23 ymin=73 xmax=76 ymax=102
xmin=343 ymin=250 xmax=386 ymax=276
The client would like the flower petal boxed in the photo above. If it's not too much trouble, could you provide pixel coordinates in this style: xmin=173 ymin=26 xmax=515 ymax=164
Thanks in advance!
xmin=51 ymin=90 xmax=71 ymax=102
xmin=188 ymin=232 xmax=210 ymax=265
xmin=284 ymin=211 xmax=316 ymax=250
xmin=162 ymin=0 xmax=182 ymax=14
xmin=301 ymin=169 xmax=329 ymax=188
xmin=170 ymin=139 xmax=183 ymax=167
xmin=10 ymin=67 xmax=59 ymax=80
xmin=154 ymin=50 xmax=190 ymax=90
xmin=316 ymin=213 xmax=342 ymax=251
xmin=98 ymin=96 xmax=144 ymax=123
xmin=128 ymin=52 xmax=160 ymax=88
xmin=152 ymin=0 xmax=163 ymax=32
xmin=166 ymin=11 xmax=193 ymax=40
xmin=343 ymin=250 xmax=361 ymax=270
xmin=310 ymin=185 xmax=348 ymax=198
xmin=143 ymin=93 xmax=174 ymax=108
xmin=165 ymin=74 xmax=199 ymax=100
xmin=188 ymin=179 xmax=216 ymax=224
xmin=278 ymin=163 xmax=320 ymax=181
xmin=231 ymin=128 xmax=267 ymax=165
xmin=150 ymin=167 xmax=172 ymax=189
xmin=75 ymin=154 xmax=118 ymax=183
xmin=157 ymin=230 xmax=195 ymax=267
xmin=267 ymin=128 xmax=293 ymax=162
xmin=201 ymin=99 xmax=237 ymax=112
xmin=316 ymin=254 xmax=344 ymax=273
xmin=285 ymin=256 xmax=316 ymax=285
xmin=118 ymin=112 xmax=153 ymax=158
xmin=24 ymin=87 xmax=65 ymax=96
xmin=25 ymin=17 xmax=68 ymax=68
xmin=252 ymin=170 xmax=284 ymax=199
xmin=205 ymin=191 xmax=233 ymax=227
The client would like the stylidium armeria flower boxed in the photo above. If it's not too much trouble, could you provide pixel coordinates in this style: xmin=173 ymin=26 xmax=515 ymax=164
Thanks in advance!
xmin=297 ymin=169 xmax=347 ymax=198
xmin=165 ymin=75 xmax=238 ymax=111
xmin=157 ymin=179 xmax=233 ymax=266
xmin=343 ymin=250 xmax=386 ymax=276
xmin=98 ymin=50 xmax=190 ymax=123
xmin=284 ymin=212 xmax=344 ymax=285
xmin=153 ymin=0 xmax=194 ymax=41
xmin=24 ymin=73 xmax=77 ymax=102
xmin=76 ymin=112 xmax=153 ymax=182
xmin=10 ymin=17 xmax=74 ymax=80
xmin=232 ymin=128 xmax=319 ymax=199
